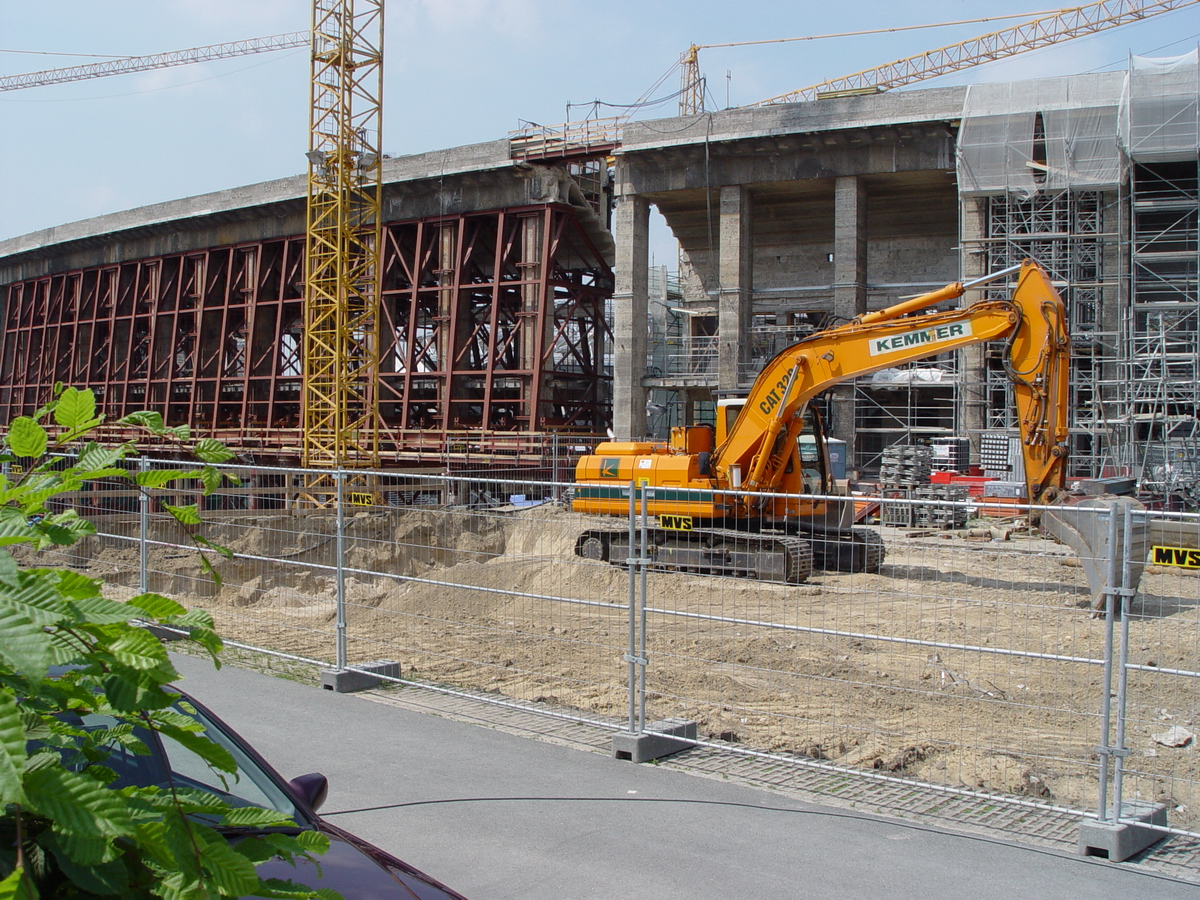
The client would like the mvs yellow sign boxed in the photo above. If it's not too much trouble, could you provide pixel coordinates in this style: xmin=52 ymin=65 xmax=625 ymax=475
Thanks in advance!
xmin=658 ymin=514 xmax=693 ymax=531
xmin=1152 ymin=545 xmax=1200 ymax=569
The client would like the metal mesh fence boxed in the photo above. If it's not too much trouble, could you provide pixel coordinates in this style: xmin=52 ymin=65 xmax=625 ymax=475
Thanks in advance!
xmin=27 ymin=459 xmax=1200 ymax=843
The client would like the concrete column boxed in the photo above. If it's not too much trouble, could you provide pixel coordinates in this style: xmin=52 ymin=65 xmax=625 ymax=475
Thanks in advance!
xmin=519 ymin=213 xmax=549 ymax=427
xmin=829 ymin=177 xmax=867 ymax=453
xmin=718 ymin=185 xmax=752 ymax=393
xmin=612 ymin=194 xmax=650 ymax=441
xmin=959 ymin=197 xmax=989 ymax=464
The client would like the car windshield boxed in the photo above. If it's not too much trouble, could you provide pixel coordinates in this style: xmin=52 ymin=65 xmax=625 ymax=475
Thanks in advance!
xmin=66 ymin=697 xmax=305 ymax=825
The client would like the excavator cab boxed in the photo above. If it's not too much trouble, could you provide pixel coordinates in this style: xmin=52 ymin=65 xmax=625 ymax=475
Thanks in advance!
xmin=717 ymin=397 xmax=832 ymax=499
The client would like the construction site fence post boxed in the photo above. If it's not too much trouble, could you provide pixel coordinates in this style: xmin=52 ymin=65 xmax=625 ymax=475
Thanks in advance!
xmin=138 ymin=457 xmax=149 ymax=595
xmin=638 ymin=485 xmax=650 ymax=733
xmin=1111 ymin=502 xmax=1138 ymax=823
xmin=335 ymin=469 xmax=347 ymax=672
xmin=551 ymin=434 xmax=560 ymax=502
xmin=1095 ymin=509 xmax=1119 ymax=823
xmin=625 ymin=481 xmax=638 ymax=733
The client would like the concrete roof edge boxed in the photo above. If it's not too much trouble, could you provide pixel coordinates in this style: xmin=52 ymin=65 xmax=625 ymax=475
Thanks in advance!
xmin=0 ymin=138 xmax=514 ymax=261
xmin=0 ymin=173 xmax=306 ymax=260
xmin=616 ymin=72 xmax=1128 ymax=153
xmin=616 ymin=85 xmax=971 ymax=153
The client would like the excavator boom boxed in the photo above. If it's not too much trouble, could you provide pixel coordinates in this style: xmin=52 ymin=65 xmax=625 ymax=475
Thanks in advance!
xmin=715 ymin=260 xmax=1071 ymax=502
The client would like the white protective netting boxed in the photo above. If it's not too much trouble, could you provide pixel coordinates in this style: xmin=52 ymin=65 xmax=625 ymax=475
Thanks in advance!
xmin=1123 ymin=49 xmax=1200 ymax=162
xmin=957 ymin=73 xmax=1125 ymax=198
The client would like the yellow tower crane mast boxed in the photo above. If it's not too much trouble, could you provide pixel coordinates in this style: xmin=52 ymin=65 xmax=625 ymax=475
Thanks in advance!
xmin=303 ymin=0 xmax=384 ymax=480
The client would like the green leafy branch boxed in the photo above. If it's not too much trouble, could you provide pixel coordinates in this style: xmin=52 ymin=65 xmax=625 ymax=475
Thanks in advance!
xmin=1 ymin=387 xmax=239 ymax=584
xmin=0 ymin=392 xmax=339 ymax=900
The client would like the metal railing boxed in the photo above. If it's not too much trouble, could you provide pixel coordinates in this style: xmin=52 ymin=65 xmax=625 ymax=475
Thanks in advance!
xmin=31 ymin=462 xmax=1200 ymax=851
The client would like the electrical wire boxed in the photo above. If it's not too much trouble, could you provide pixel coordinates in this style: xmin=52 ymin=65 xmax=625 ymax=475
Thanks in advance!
xmin=569 ymin=85 xmax=690 ymax=112
xmin=0 ymin=48 xmax=129 ymax=59
xmin=1084 ymin=29 xmax=1200 ymax=72
xmin=686 ymin=9 xmax=1076 ymax=52
xmin=321 ymin=794 xmax=1196 ymax=887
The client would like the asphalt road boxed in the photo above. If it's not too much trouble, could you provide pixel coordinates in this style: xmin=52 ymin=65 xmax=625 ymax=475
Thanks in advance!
xmin=170 ymin=653 xmax=1200 ymax=900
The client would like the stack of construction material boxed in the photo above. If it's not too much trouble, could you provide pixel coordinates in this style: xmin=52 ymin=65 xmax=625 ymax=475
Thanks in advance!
xmin=980 ymin=432 xmax=1025 ymax=481
xmin=881 ymin=493 xmax=916 ymax=527
xmin=878 ymin=446 xmax=934 ymax=489
xmin=914 ymin=484 xmax=970 ymax=529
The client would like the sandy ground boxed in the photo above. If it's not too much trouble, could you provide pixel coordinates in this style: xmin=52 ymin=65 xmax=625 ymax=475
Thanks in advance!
xmin=45 ymin=502 xmax=1200 ymax=824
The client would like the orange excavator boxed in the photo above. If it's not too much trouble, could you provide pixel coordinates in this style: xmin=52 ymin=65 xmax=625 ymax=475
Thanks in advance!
xmin=572 ymin=260 xmax=1092 ymax=585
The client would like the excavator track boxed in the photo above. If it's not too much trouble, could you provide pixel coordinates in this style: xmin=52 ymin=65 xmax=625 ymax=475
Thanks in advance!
xmin=800 ymin=526 xmax=886 ymax=574
xmin=575 ymin=527 xmax=814 ymax=585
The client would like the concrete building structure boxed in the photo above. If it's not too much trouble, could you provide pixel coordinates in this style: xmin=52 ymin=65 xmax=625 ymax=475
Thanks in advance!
xmin=614 ymin=56 xmax=1199 ymax=492
xmin=0 ymin=143 xmax=614 ymax=465
xmin=2 ymin=55 xmax=1198 ymax=491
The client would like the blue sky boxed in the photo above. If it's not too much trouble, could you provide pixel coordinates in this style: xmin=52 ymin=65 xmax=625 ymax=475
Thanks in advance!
xmin=4 ymin=0 xmax=1200 ymax=263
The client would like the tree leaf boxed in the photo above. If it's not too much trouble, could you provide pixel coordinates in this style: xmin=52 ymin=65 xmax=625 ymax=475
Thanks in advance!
xmin=0 ymin=867 xmax=33 ymax=900
xmin=45 ymin=628 xmax=91 ymax=667
xmin=219 ymin=806 xmax=296 ymax=828
xmin=0 ymin=568 xmax=69 ymax=625
xmin=199 ymin=466 xmax=223 ymax=496
xmin=193 ymin=534 xmax=234 ymax=559
xmin=118 ymin=411 xmax=165 ymax=433
xmin=46 ymin=848 xmax=128 ymax=896
xmin=67 ymin=595 xmax=141 ymax=626
xmin=0 ymin=689 xmax=27 ymax=805
xmin=7 ymin=417 xmax=47 ymax=459
xmin=76 ymin=441 xmax=124 ymax=472
xmin=198 ymin=555 xmax=222 ymax=588
xmin=128 ymin=592 xmax=187 ymax=620
xmin=163 ymin=503 xmax=202 ymax=527
xmin=0 ymin=508 xmax=38 ymax=547
xmin=0 ymin=606 xmax=51 ymax=677
xmin=39 ymin=568 xmax=101 ymax=602
xmin=154 ymin=721 xmax=237 ymax=774
xmin=0 ymin=551 xmax=19 ymax=587
xmin=52 ymin=387 xmax=98 ymax=432
xmin=135 ymin=468 xmax=201 ymax=489
xmin=192 ymin=439 xmax=235 ymax=464
xmin=196 ymin=832 xmax=261 ymax=896
xmin=183 ymin=626 xmax=223 ymax=662
xmin=290 ymin=830 xmax=330 ymax=854
xmin=24 ymin=760 xmax=135 ymax=838
xmin=101 ymin=672 xmax=179 ymax=713
xmin=106 ymin=627 xmax=171 ymax=671
xmin=40 ymin=511 xmax=97 ymax=547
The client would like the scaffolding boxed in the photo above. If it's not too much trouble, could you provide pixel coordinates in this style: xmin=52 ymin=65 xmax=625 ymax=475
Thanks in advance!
xmin=957 ymin=73 xmax=1126 ymax=480
xmin=1123 ymin=52 xmax=1200 ymax=501
xmin=979 ymin=189 xmax=1122 ymax=478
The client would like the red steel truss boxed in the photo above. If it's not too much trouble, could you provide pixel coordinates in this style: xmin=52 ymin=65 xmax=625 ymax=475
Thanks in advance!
xmin=0 ymin=203 xmax=612 ymax=463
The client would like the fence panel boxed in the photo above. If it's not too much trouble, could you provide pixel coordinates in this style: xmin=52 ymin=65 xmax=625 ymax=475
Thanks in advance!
xmin=31 ymin=457 xmax=1200 ymax=839
xmin=634 ymin=489 xmax=1107 ymax=814
xmin=1116 ymin=509 xmax=1200 ymax=835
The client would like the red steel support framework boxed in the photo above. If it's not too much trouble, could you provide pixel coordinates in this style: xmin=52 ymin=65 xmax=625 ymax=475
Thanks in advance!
xmin=0 ymin=203 xmax=612 ymax=464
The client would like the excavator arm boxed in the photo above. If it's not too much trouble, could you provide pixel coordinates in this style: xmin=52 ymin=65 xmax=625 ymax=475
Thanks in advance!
xmin=714 ymin=260 xmax=1071 ymax=502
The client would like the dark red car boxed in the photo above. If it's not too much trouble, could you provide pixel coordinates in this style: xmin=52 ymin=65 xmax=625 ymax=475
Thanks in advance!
xmin=72 ymin=689 xmax=470 ymax=900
